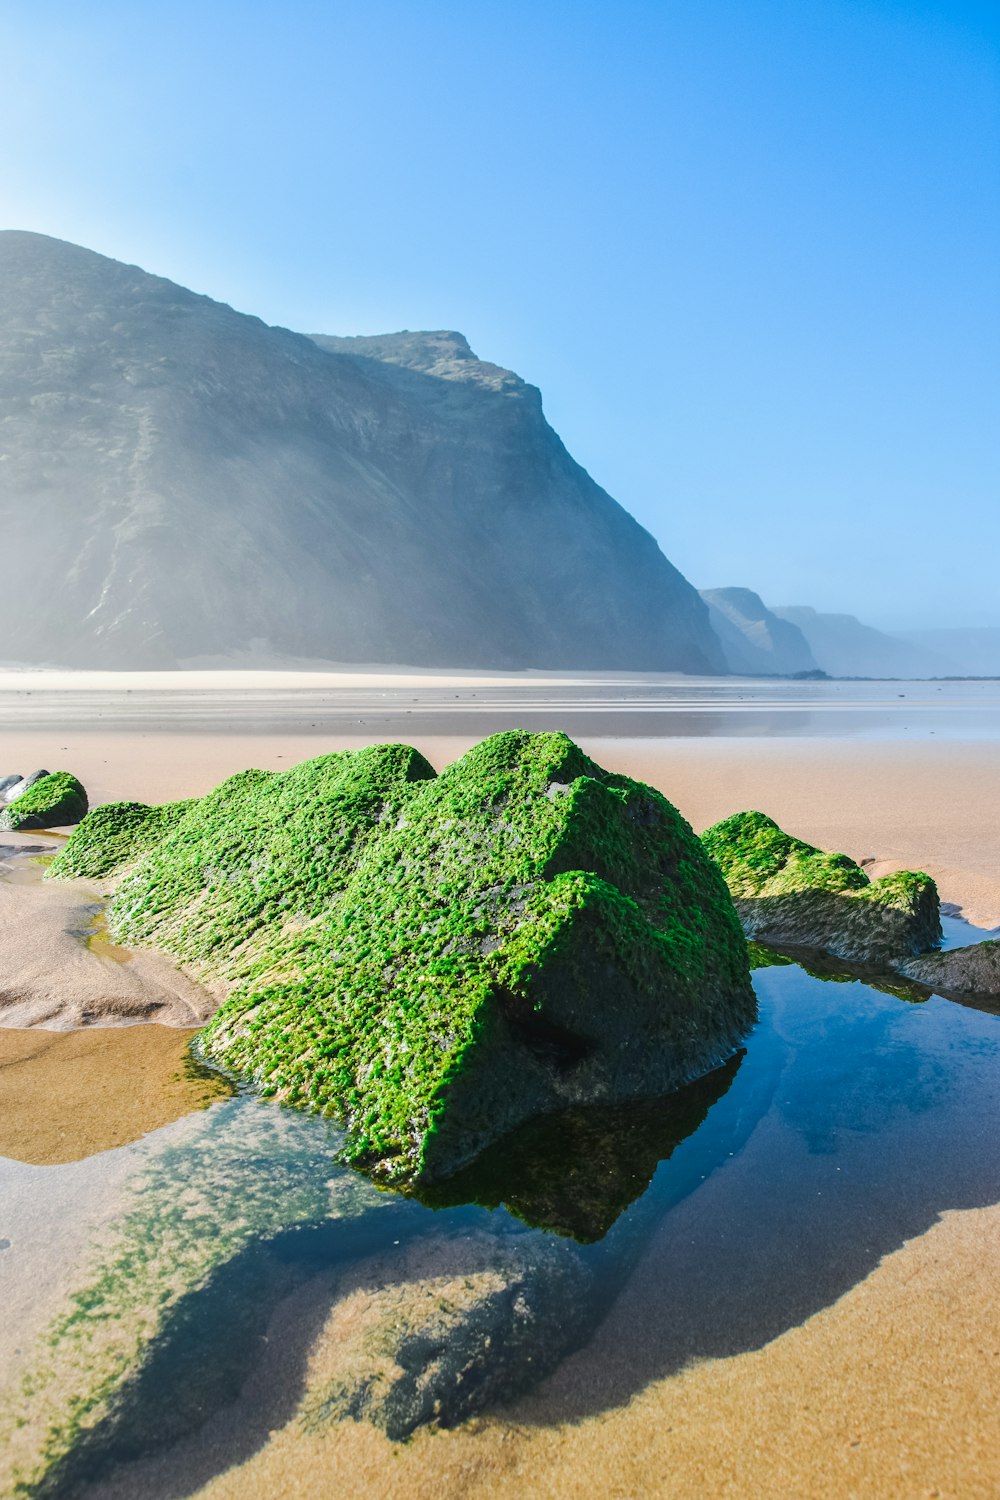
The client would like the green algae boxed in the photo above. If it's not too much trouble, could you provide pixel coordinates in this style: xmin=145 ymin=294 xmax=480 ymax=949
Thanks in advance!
xmin=700 ymin=810 xmax=869 ymax=898
xmin=0 ymin=772 xmax=88 ymax=832
xmin=51 ymin=732 xmax=754 ymax=1183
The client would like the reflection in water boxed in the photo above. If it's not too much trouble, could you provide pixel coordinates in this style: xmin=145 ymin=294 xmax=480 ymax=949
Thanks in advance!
xmin=1 ymin=961 xmax=998 ymax=1496
xmin=414 ymin=1054 xmax=743 ymax=1241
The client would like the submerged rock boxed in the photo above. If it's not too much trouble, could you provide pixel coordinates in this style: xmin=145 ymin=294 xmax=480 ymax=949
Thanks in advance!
xmin=52 ymin=731 xmax=754 ymax=1182
xmin=702 ymin=811 xmax=941 ymax=966
xmin=0 ymin=771 xmax=87 ymax=830
xmin=300 ymin=1228 xmax=591 ymax=1442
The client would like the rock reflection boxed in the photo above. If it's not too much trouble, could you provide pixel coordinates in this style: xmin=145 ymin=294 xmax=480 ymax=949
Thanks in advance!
xmin=412 ymin=1054 xmax=743 ymax=1242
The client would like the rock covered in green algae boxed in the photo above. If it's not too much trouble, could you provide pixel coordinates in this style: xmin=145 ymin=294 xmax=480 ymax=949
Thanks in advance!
xmin=300 ymin=1227 xmax=591 ymax=1442
xmin=0 ymin=771 xmax=88 ymax=831
xmin=52 ymin=732 xmax=754 ymax=1183
xmin=702 ymin=811 xmax=941 ymax=965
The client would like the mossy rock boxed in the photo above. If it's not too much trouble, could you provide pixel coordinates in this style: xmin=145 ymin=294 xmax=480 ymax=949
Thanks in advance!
xmin=702 ymin=811 xmax=941 ymax=965
xmin=0 ymin=771 xmax=88 ymax=831
xmin=701 ymin=810 xmax=869 ymax=898
xmin=52 ymin=732 xmax=755 ymax=1182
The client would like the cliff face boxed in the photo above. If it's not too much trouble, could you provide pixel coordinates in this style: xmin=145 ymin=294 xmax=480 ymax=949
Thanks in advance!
xmin=0 ymin=231 xmax=723 ymax=672
xmin=699 ymin=587 xmax=817 ymax=675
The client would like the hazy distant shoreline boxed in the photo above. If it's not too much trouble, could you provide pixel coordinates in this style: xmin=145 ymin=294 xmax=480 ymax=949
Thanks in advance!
xmin=2 ymin=669 xmax=1000 ymax=741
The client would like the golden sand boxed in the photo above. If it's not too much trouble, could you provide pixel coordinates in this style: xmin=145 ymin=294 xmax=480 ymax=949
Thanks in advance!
xmin=0 ymin=1026 xmax=230 ymax=1164
xmin=165 ymin=1201 xmax=998 ymax=1500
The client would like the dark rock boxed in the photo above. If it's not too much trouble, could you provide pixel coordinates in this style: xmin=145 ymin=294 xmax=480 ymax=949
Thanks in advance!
xmin=0 ymin=773 xmax=23 ymax=797
xmin=413 ymin=1053 xmax=742 ymax=1242
xmin=899 ymin=940 xmax=1000 ymax=1004
xmin=4 ymin=768 xmax=50 ymax=803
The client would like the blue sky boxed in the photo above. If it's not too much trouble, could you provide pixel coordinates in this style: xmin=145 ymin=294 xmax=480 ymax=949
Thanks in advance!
xmin=2 ymin=0 xmax=997 ymax=628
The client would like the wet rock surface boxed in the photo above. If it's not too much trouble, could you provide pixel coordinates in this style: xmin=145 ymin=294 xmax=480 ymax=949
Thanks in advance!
xmin=300 ymin=1228 xmax=592 ymax=1441
xmin=899 ymin=939 xmax=1000 ymax=1006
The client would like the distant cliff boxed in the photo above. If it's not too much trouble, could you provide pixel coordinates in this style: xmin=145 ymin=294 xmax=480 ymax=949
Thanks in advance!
xmin=0 ymin=231 xmax=723 ymax=672
xmin=699 ymin=588 xmax=818 ymax=675
xmin=772 ymin=607 xmax=948 ymax=679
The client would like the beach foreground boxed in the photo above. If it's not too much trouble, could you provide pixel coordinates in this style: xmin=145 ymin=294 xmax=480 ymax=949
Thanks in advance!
xmin=2 ymin=685 xmax=998 ymax=1499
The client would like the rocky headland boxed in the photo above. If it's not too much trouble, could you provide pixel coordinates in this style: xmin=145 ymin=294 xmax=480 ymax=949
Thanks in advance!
xmin=0 ymin=231 xmax=722 ymax=674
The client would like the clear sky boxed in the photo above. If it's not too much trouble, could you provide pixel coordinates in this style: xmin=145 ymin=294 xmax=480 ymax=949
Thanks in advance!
xmin=2 ymin=0 xmax=997 ymax=628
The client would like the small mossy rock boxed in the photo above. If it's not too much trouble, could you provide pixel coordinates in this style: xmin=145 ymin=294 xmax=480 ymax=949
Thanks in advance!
xmin=701 ymin=810 xmax=869 ymax=898
xmin=702 ymin=812 xmax=941 ymax=965
xmin=299 ymin=1227 xmax=592 ymax=1441
xmin=0 ymin=771 xmax=88 ymax=831
xmin=51 ymin=732 xmax=754 ymax=1183
xmin=899 ymin=939 xmax=1000 ymax=1003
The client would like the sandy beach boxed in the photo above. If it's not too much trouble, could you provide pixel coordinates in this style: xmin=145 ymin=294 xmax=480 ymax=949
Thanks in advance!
xmin=2 ymin=675 xmax=999 ymax=1499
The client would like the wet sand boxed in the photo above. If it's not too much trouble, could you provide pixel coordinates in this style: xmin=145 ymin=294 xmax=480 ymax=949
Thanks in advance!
xmin=2 ymin=688 xmax=999 ymax=1497
xmin=0 ymin=836 xmax=219 ymax=1028
xmin=0 ymin=1026 xmax=231 ymax=1164
xmin=155 ymin=1200 xmax=995 ymax=1500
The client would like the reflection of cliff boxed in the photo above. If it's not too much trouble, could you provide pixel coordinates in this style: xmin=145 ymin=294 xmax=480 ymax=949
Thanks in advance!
xmin=416 ymin=1053 xmax=744 ymax=1241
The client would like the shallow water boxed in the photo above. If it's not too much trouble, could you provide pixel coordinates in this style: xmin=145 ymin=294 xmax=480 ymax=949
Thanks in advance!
xmin=1 ymin=955 xmax=998 ymax=1497
xmin=2 ymin=674 xmax=1000 ymax=739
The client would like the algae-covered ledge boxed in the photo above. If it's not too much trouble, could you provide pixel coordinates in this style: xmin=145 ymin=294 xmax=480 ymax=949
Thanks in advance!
xmin=701 ymin=809 xmax=943 ymax=965
xmin=49 ymin=731 xmax=756 ymax=1182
